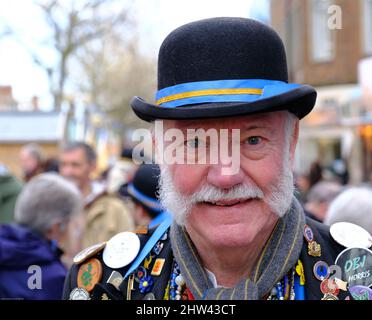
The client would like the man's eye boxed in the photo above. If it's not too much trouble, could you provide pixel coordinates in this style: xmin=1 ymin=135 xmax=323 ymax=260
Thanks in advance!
xmin=185 ymin=138 xmax=204 ymax=148
xmin=246 ymin=136 xmax=262 ymax=145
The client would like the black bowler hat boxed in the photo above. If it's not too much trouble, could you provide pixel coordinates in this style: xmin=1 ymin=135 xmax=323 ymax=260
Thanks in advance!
xmin=131 ymin=17 xmax=316 ymax=122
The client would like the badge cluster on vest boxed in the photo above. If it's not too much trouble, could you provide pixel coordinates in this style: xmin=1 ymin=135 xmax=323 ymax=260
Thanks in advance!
xmin=70 ymin=243 xmax=107 ymax=300
xmin=304 ymin=224 xmax=341 ymax=300
xmin=334 ymin=246 xmax=372 ymax=300
xmin=68 ymin=220 xmax=372 ymax=300
xmin=125 ymin=229 xmax=170 ymax=300
xmin=306 ymin=222 xmax=372 ymax=300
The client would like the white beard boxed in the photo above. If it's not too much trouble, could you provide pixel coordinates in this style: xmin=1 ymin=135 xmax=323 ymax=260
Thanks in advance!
xmin=158 ymin=158 xmax=294 ymax=226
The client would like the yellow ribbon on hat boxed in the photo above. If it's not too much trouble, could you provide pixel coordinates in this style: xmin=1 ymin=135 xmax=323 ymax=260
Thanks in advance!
xmin=156 ymin=88 xmax=263 ymax=105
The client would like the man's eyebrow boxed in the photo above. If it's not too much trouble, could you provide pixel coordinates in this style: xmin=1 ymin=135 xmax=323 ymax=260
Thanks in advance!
xmin=244 ymin=124 xmax=268 ymax=130
xmin=243 ymin=124 xmax=276 ymax=133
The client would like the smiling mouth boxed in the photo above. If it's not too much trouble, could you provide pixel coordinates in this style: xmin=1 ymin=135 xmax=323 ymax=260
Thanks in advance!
xmin=202 ymin=199 xmax=256 ymax=207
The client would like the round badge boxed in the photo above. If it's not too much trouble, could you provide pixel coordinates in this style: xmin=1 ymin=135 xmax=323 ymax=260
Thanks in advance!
xmin=313 ymin=261 xmax=330 ymax=281
xmin=330 ymin=222 xmax=372 ymax=249
xmin=103 ymin=232 xmax=140 ymax=269
xmin=304 ymin=224 xmax=314 ymax=243
xmin=77 ymin=258 xmax=103 ymax=292
xmin=73 ymin=242 xmax=106 ymax=264
xmin=320 ymin=279 xmax=339 ymax=296
xmin=335 ymin=247 xmax=372 ymax=288
xmin=348 ymin=285 xmax=372 ymax=300
xmin=69 ymin=287 xmax=90 ymax=300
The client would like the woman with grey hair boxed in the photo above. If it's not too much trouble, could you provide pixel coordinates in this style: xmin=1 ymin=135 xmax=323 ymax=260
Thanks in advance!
xmin=0 ymin=173 xmax=82 ymax=300
xmin=325 ymin=186 xmax=372 ymax=234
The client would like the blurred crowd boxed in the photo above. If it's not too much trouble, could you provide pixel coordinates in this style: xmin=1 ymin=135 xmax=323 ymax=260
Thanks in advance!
xmin=0 ymin=142 xmax=164 ymax=299
xmin=0 ymin=145 xmax=371 ymax=299
xmin=295 ymin=159 xmax=372 ymax=232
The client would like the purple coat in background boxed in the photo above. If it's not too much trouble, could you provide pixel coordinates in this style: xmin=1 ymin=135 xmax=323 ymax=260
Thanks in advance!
xmin=0 ymin=224 xmax=66 ymax=300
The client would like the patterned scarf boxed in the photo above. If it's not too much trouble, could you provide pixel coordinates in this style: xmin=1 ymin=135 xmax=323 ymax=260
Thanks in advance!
xmin=170 ymin=197 xmax=305 ymax=300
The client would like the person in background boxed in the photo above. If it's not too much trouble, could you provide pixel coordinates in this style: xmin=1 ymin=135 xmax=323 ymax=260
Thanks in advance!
xmin=304 ymin=181 xmax=342 ymax=223
xmin=19 ymin=143 xmax=44 ymax=182
xmin=59 ymin=142 xmax=134 ymax=250
xmin=106 ymin=148 xmax=138 ymax=195
xmin=294 ymin=161 xmax=324 ymax=205
xmin=0 ymin=173 xmax=82 ymax=300
xmin=121 ymin=164 xmax=166 ymax=228
xmin=308 ymin=161 xmax=323 ymax=188
xmin=42 ymin=157 xmax=59 ymax=173
xmin=325 ymin=186 xmax=372 ymax=234
xmin=0 ymin=164 xmax=22 ymax=224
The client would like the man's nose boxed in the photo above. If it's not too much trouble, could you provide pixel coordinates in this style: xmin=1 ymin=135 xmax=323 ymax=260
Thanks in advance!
xmin=206 ymin=164 xmax=244 ymax=189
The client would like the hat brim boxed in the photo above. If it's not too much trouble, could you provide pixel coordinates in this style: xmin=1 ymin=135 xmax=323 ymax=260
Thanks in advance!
xmin=131 ymin=85 xmax=316 ymax=122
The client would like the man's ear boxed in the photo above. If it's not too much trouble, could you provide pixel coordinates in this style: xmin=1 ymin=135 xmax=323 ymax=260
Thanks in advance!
xmin=289 ymin=119 xmax=299 ymax=166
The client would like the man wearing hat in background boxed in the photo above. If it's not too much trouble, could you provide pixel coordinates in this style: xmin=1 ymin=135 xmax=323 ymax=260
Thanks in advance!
xmin=63 ymin=18 xmax=366 ymax=300
xmin=120 ymin=164 xmax=168 ymax=229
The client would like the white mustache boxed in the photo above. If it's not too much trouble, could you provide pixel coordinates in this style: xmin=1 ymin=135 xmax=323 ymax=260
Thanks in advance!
xmin=190 ymin=183 xmax=265 ymax=205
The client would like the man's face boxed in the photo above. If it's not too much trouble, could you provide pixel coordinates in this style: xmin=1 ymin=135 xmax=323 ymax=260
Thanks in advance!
xmin=157 ymin=111 xmax=298 ymax=249
xmin=59 ymin=149 xmax=95 ymax=190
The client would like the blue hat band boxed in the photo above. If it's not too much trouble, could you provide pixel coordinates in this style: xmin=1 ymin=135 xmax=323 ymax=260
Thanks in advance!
xmin=155 ymin=79 xmax=301 ymax=108
xmin=127 ymin=183 xmax=163 ymax=212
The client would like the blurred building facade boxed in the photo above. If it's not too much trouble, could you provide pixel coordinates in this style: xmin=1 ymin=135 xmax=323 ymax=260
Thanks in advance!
xmin=0 ymin=86 xmax=17 ymax=110
xmin=0 ymin=103 xmax=121 ymax=178
xmin=271 ymin=0 xmax=372 ymax=183
xmin=0 ymin=111 xmax=63 ymax=177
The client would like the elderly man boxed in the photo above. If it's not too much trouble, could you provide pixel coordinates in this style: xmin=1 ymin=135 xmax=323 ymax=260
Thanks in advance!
xmin=0 ymin=173 xmax=82 ymax=299
xmin=63 ymin=18 xmax=351 ymax=300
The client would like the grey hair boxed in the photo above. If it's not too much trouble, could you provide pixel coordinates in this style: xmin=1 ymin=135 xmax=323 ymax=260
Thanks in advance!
xmin=307 ymin=181 xmax=342 ymax=204
xmin=14 ymin=173 xmax=83 ymax=234
xmin=21 ymin=143 xmax=44 ymax=162
xmin=324 ymin=187 xmax=372 ymax=234
xmin=61 ymin=141 xmax=97 ymax=164
xmin=283 ymin=111 xmax=298 ymax=155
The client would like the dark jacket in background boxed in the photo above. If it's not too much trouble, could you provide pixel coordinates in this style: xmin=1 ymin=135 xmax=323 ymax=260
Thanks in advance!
xmin=0 ymin=224 xmax=66 ymax=300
